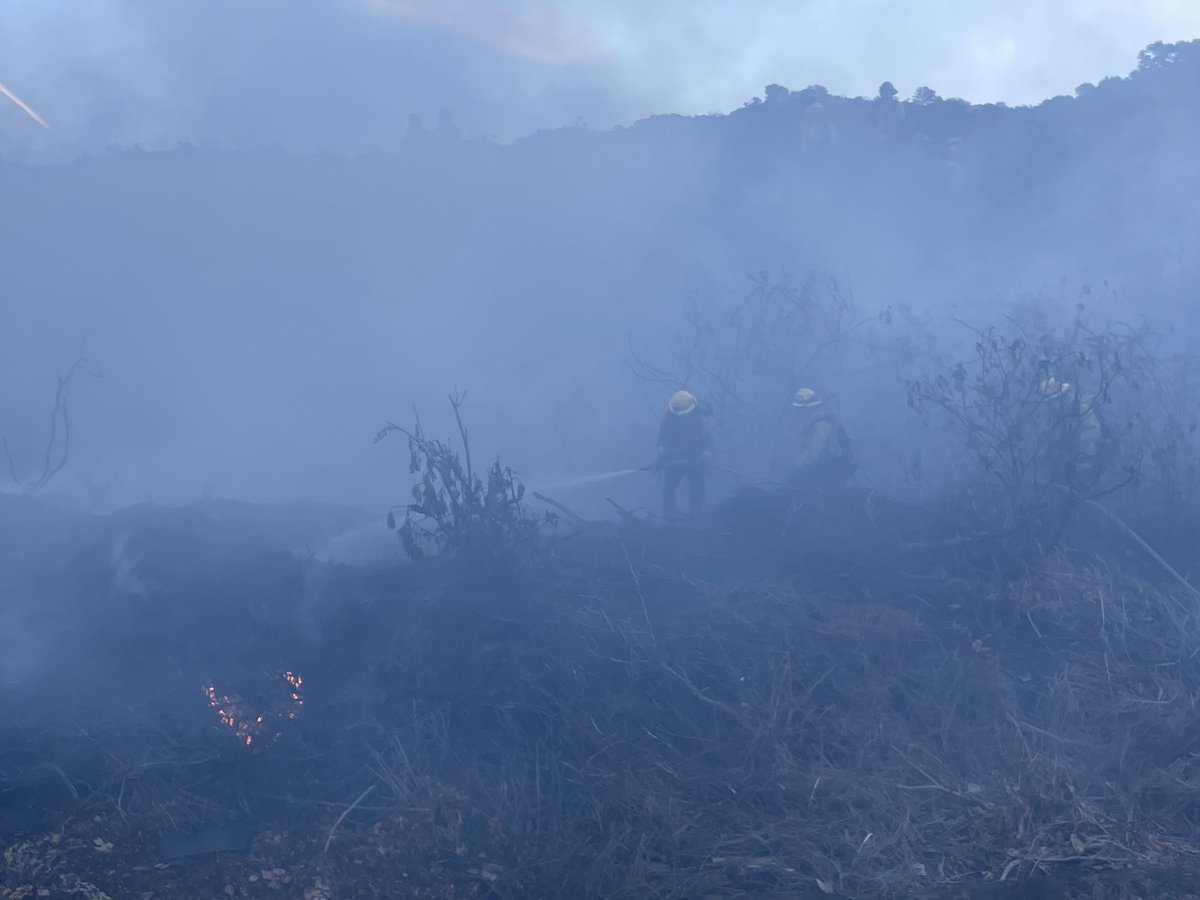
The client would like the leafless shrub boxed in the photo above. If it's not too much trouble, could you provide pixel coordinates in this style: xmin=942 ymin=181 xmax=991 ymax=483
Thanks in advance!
xmin=905 ymin=312 xmax=1153 ymax=552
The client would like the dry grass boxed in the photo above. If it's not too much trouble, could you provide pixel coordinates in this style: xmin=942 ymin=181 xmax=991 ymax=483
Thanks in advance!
xmin=7 ymin=519 xmax=1200 ymax=898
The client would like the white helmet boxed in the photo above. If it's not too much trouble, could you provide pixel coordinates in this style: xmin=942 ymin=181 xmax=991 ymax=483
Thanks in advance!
xmin=668 ymin=390 xmax=698 ymax=416
xmin=792 ymin=387 xmax=822 ymax=408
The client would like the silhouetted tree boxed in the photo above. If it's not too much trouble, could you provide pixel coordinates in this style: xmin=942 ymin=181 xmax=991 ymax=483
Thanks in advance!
xmin=764 ymin=83 xmax=789 ymax=104
xmin=911 ymin=86 xmax=940 ymax=105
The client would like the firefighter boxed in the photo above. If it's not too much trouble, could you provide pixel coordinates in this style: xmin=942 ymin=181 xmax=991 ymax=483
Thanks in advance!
xmin=783 ymin=387 xmax=856 ymax=489
xmin=1039 ymin=378 xmax=1108 ymax=491
xmin=656 ymin=390 xmax=712 ymax=516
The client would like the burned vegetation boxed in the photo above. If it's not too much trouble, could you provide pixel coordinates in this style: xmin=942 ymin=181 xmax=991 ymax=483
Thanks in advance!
xmin=6 ymin=289 xmax=1200 ymax=900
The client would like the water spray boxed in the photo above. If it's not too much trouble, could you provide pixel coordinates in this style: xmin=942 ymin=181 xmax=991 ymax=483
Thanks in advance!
xmin=534 ymin=468 xmax=642 ymax=493
xmin=534 ymin=460 xmax=765 ymax=495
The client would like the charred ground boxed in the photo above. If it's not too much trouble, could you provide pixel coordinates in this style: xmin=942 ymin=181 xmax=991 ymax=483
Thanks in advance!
xmin=5 ymin=473 xmax=1200 ymax=899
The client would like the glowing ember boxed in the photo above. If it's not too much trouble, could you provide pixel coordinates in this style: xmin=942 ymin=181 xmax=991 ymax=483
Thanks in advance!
xmin=284 ymin=671 xmax=304 ymax=719
xmin=203 ymin=670 xmax=306 ymax=747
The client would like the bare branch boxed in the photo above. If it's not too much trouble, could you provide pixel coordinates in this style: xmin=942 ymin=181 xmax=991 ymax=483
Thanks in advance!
xmin=3 ymin=356 xmax=101 ymax=492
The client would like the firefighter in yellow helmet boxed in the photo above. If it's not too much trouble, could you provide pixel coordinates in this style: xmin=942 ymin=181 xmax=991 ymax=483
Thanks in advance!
xmin=781 ymin=387 xmax=856 ymax=489
xmin=1038 ymin=378 xmax=1107 ymax=490
xmin=655 ymin=390 xmax=713 ymax=516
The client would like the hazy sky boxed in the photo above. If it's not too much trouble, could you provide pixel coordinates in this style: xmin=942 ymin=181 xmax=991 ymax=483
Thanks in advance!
xmin=2 ymin=0 xmax=1200 ymax=155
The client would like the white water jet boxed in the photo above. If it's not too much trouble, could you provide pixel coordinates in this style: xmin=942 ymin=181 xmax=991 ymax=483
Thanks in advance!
xmin=533 ymin=468 xmax=642 ymax=493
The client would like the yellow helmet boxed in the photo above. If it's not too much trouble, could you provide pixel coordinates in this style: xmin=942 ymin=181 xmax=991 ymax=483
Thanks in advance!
xmin=1038 ymin=378 xmax=1070 ymax=399
xmin=668 ymin=390 xmax=698 ymax=416
xmin=792 ymin=387 xmax=822 ymax=408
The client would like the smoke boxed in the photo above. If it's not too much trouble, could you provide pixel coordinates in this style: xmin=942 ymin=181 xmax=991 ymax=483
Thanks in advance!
xmin=0 ymin=608 xmax=39 ymax=685
xmin=3 ymin=1 xmax=1199 ymax=160
xmin=0 ymin=0 xmax=642 ymax=159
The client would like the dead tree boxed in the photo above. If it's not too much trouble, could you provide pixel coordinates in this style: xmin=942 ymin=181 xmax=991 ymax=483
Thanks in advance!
xmin=3 ymin=357 xmax=101 ymax=492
